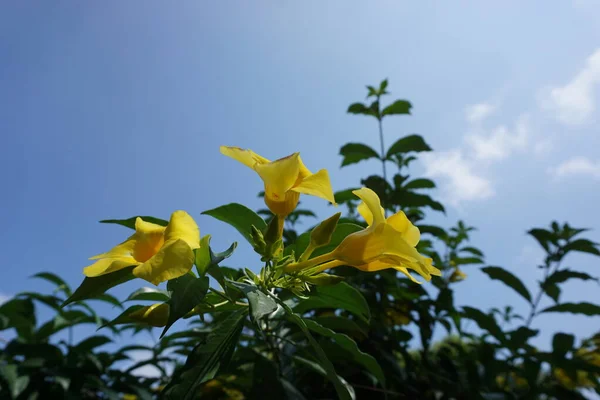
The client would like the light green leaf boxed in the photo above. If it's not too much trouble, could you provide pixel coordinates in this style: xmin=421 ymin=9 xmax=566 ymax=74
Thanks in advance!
xmin=304 ymin=319 xmax=385 ymax=386
xmin=229 ymin=281 xmax=277 ymax=321
xmin=161 ymin=309 xmax=246 ymax=400
xmin=202 ymin=203 xmax=267 ymax=245
xmin=195 ymin=235 xmax=237 ymax=277
xmin=294 ymin=282 xmax=370 ymax=323
xmin=0 ymin=364 xmax=29 ymax=399
xmin=481 ymin=266 xmax=531 ymax=303
xmin=125 ymin=287 xmax=171 ymax=303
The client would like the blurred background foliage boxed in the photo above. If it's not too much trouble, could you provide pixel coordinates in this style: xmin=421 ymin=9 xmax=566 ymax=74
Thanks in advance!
xmin=1 ymin=81 xmax=599 ymax=399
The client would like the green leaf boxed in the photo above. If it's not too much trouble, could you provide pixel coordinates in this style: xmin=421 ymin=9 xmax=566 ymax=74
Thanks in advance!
xmin=541 ymin=302 xmax=600 ymax=316
xmin=93 ymin=293 xmax=124 ymax=309
xmin=454 ymin=257 xmax=484 ymax=266
xmin=381 ymin=100 xmax=412 ymax=116
xmin=508 ymin=327 xmax=539 ymax=349
xmin=0 ymin=299 xmax=36 ymax=338
xmin=0 ymin=364 xmax=29 ymax=399
xmin=460 ymin=246 xmax=484 ymax=257
xmin=294 ymin=282 xmax=370 ymax=323
xmin=202 ymin=203 xmax=267 ymax=245
xmin=552 ymin=333 xmax=575 ymax=358
xmin=527 ymin=228 xmax=555 ymax=252
xmin=334 ymin=189 xmax=360 ymax=203
xmin=481 ymin=266 xmax=531 ymax=303
xmin=161 ymin=309 xmax=246 ymax=400
xmin=63 ymin=267 xmax=136 ymax=307
xmin=563 ymin=239 xmax=600 ymax=257
xmin=195 ymin=235 xmax=237 ymax=277
xmin=100 ymin=305 xmax=146 ymax=328
xmin=75 ymin=335 xmax=112 ymax=352
xmin=31 ymin=272 xmax=72 ymax=296
xmin=418 ymin=225 xmax=447 ymax=238
xmin=386 ymin=134 xmax=431 ymax=158
xmin=347 ymin=102 xmax=378 ymax=118
xmin=100 ymin=216 xmax=168 ymax=229
xmin=313 ymin=316 xmax=368 ymax=339
xmin=546 ymin=269 xmax=598 ymax=285
xmin=403 ymin=178 xmax=436 ymax=190
xmin=462 ymin=306 xmax=504 ymax=341
xmin=126 ymin=287 xmax=171 ymax=303
xmin=304 ymin=319 xmax=386 ymax=386
xmin=300 ymin=273 xmax=344 ymax=286
xmin=541 ymin=282 xmax=561 ymax=303
xmin=161 ymin=275 xmax=210 ymax=337
xmin=277 ymin=300 xmax=353 ymax=400
xmin=229 ymin=281 xmax=277 ymax=321
xmin=292 ymin=356 xmax=355 ymax=400
xmin=339 ymin=143 xmax=380 ymax=167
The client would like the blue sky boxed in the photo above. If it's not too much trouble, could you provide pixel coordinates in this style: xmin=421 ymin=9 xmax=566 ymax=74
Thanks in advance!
xmin=1 ymin=1 xmax=600 ymax=358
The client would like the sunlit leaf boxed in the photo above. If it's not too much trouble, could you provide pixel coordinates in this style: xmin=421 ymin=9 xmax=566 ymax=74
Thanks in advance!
xmin=202 ymin=203 xmax=267 ymax=245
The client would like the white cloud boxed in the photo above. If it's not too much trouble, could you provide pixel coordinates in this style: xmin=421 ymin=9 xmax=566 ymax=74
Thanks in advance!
xmin=465 ymin=102 xmax=496 ymax=124
xmin=0 ymin=293 xmax=11 ymax=305
xmin=549 ymin=156 xmax=600 ymax=179
xmin=543 ymin=48 xmax=600 ymax=125
xmin=422 ymin=150 xmax=495 ymax=206
xmin=466 ymin=114 xmax=530 ymax=161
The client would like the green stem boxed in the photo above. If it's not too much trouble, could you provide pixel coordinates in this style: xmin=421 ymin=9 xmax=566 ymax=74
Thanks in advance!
xmin=283 ymin=251 xmax=336 ymax=273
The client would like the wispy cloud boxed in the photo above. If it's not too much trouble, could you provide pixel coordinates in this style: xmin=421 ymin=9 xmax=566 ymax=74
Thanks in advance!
xmin=422 ymin=150 xmax=494 ymax=206
xmin=465 ymin=102 xmax=496 ymax=124
xmin=542 ymin=48 xmax=600 ymax=125
xmin=549 ymin=156 xmax=600 ymax=180
xmin=466 ymin=114 xmax=530 ymax=162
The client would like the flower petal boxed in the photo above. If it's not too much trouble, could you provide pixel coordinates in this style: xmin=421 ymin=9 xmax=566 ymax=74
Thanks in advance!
xmin=133 ymin=239 xmax=194 ymax=285
xmin=387 ymin=211 xmax=420 ymax=247
xmin=165 ymin=211 xmax=200 ymax=250
xmin=220 ymin=146 xmax=270 ymax=169
xmin=129 ymin=303 xmax=170 ymax=327
xmin=84 ymin=257 xmax=140 ymax=277
xmin=91 ymin=218 xmax=165 ymax=262
xmin=352 ymin=188 xmax=385 ymax=225
xmin=357 ymin=201 xmax=385 ymax=227
xmin=291 ymin=169 xmax=336 ymax=205
xmin=254 ymin=153 xmax=301 ymax=198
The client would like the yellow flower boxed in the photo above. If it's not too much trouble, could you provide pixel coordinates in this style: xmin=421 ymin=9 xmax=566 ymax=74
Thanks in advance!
xmin=128 ymin=303 xmax=170 ymax=327
xmin=220 ymin=146 xmax=336 ymax=216
xmin=284 ymin=187 xmax=441 ymax=283
xmin=84 ymin=211 xmax=200 ymax=285
xmin=449 ymin=268 xmax=467 ymax=282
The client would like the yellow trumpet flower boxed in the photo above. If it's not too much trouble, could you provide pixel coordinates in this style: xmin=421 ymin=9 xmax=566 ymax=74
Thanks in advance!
xmin=84 ymin=211 xmax=200 ymax=285
xmin=128 ymin=303 xmax=170 ymax=327
xmin=284 ymin=187 xmax=441 ymax=283
xmin=220 ymin=146 xmax=336 ymax=217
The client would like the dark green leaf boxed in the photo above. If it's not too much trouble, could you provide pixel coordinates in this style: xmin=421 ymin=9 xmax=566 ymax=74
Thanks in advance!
xmin=0 ymin=299 xmax=36 ymax=338
xmin=546 ymin=269 xmax=598 ymax=285
xmin=63 ymin=266 xmax=136 ymax=307
xmin=462 ymin=306 xmax=504 ymax=341
xmin=404 ymin=178 xmax=436 ymax=190
xmin=100 ymin=305 xmax=146 ymax=328
xmin=460 ymin=246 xmax=484 ymax=257
xmin=277 ymin=299 xmax=353 ymax=400
xmin=563 ymin=239 xmax=600 ymax=256
xmin=339 ymin=143 xmax=380 ymax=167
xmin=161 ymin=309 xmax=246 ymax=400
xmin=454 ymin=257 xmax=484 ymax=266
xmin=552 ymin=333 xmax=575 ymax=358
xmin=347 ymin=102 xmax=378 ymax=118
xmin=381 ymin=100 xmax=412 ymax=116
xmin=202 ymin=203 xmax=267 ymax=245
xmin=481 ymin=266 xmax=531 ymax=303
xmin=229 ymin=281 xmax=277 ymax=321
xmin=542 ymin=282 xmax=561 ymax=303
xmin=386 ymin=134 xmax=431 ymax=158
xmin=75 ymin=335 xmax=112 ymax=352
xmin=93 ymin=293 xmax=124 ymax=309
xmin=195 ymin=236 xmax=237 ymax=277
xmin=162 ymin=275 xmax=210 ymax=337
xmin=527 ymin=228 xmax=555 ymax=252
xmin=334 ymin=189 xmax=360 ymax=203
xmin=313 ymin=316 xmax=368 ymax=339
xmin=100 ymin=216 xmax=168 ymax=229
xmin=508 ymin=327 xmax=538 ymax=348
xmin=418 ymin=225 xmax=447 ymax=238
xmin=541 ymin=302 xmax=600 ymax=316
xmin=294 ymin=282 xmax=370 ymax=323
xmin=304 ymin=319 xmax=385 ymax=386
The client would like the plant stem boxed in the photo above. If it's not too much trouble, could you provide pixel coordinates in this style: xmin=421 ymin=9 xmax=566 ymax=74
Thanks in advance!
xmin=377 ymin=116 xmax=388 ymax=216
xmin=525 ymin=255 xmax=562 ymax=328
